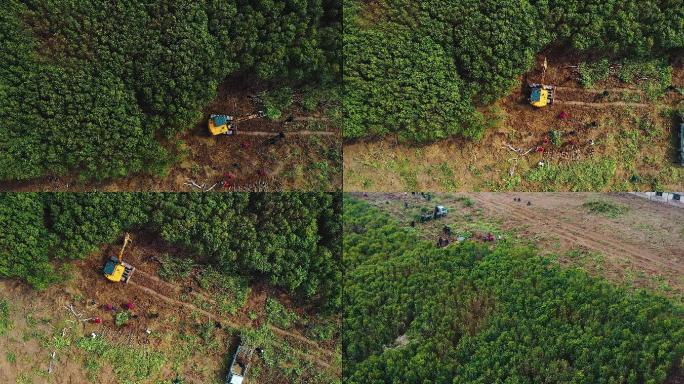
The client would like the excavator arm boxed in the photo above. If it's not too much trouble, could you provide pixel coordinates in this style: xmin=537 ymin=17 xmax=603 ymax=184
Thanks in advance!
xmin=233 ymin=111 xmax=265 ymax=124
xmin=117 ymin=233 xmax=132 ymax=262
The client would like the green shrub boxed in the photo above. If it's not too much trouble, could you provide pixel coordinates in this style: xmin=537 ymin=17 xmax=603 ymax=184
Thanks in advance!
xmin=158 ymin=254 xmax=194 ymax=282
xmin=265 ymin=298 xmax=299 ymax=329
xmin=583 ymin=200 xmax=628 ymax=218
xmin=115 ymin=311 xmax=130 ymax=327
xmin=578 ymin=59 xmax=612 ymax=88
xmin=261 ymin=87 xmax=294 ymax=120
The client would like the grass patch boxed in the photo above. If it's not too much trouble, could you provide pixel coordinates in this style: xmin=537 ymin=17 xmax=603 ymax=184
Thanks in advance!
xmin=76 ymin=336 xmax=165 ymax=383
xmin=583 ymin=200 xmax=628 ymax=218
xmin=525 ymin=158 xmax=617 ymax=191
xmin=0 ymin=299 xmax=10 ymax=336
xmin=617 ymin=59 xmax=672 ymax=99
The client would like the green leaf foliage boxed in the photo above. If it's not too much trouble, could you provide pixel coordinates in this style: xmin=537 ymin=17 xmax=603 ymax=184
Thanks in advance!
xmin=343 ymin=196 xmax=684 ymax=383
xmin=0 ymin=1 xmax=340 ymax=181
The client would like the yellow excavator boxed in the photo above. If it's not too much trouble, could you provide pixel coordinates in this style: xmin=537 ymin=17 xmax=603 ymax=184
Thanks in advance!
xmin=527 ymin=57 xmax=555 ymax=108
xmin=208 ymin=111 xmax=265 ymax=136
xmin=103 ymin=233 xmax=135 ymax=283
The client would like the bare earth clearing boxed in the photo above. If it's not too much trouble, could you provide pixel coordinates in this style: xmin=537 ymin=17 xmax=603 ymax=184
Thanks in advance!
xmin=357 ymin=192 xmax=684 ymax=300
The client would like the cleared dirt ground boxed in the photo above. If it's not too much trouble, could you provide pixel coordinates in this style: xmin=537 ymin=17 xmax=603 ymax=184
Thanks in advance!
xmin=357 ymin=192 xmax=684 ymax=300
xmin=1 ymin=77 xmax=341 ymax=192
xmin=345 ymin=53 xmax=684 ymax=192
xmin=0 ymin=233 xmax=340 ymax=384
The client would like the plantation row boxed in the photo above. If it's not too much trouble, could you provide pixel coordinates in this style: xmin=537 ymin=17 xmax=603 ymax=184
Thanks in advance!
xmin=343 ymin=196 xmax=684 ymax=383
xmin=0 ymin=1 xmax=341 ymax=181
xmin=343 ymin=0 xmax=684 ymax=142
xmin=0 ymin=193 xmax=342 ymax=311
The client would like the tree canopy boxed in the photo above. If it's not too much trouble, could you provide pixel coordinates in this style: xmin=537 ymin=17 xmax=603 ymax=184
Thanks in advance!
xmin=343 ymin=196 xmax=684 ymax=383
xmin=343 ymin=0 xmax=684 ymax=142
xmin=0 ymin=1 xmax=341 ymax=181
xmin=0 ymin=192 xmax=342 ymax=311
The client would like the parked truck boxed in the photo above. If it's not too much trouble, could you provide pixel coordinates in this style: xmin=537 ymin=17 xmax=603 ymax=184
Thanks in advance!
xmin=225 ymin=344 xmax=254 ymax=384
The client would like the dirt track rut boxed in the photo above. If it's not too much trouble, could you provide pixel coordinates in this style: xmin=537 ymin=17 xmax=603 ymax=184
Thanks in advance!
xmin=556 ymin=100 xmax=650 ymax=108
xmin=240 ymin=130 xmax=337 ymax=137
xmin=554 ymin=86 xmax=644 ymax=93
xmin=470 ymin=194 xmax=684 ymax=277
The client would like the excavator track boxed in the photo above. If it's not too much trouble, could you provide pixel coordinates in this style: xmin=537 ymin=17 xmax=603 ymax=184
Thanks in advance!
xmin=238 ymin=130 xmax=337 ymax=137
xmin=555 ymin=100 xmax=650 ymax=108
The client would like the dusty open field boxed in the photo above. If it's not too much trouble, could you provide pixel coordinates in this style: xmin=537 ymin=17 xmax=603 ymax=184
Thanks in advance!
xmin=345 ymin=52 xmax=684 ymax=192
xmin=0 ymin=77 xmax=341 ymax=192
xmin=0 ymin=233 xmax=340 ymax=384
xmin=357 ymin=192 xmax=684 ymax=300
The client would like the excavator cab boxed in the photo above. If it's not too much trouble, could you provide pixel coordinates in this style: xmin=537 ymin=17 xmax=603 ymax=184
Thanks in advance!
xmin=103 ymin=233 xmax=135 ymax=283
xmin=209 ymin=114 xmax=236 ymax=136
xmin=209 ymin=111 xmax=266 ymax=136
xmin=528 ymin=83 xmax=555 ymax=108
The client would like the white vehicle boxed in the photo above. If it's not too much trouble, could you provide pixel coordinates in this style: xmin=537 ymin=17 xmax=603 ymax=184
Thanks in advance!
xmin=434 ymin=206 xmax=448 ymax=218
xmin=226 ymin=345 xmax=254 ymax=384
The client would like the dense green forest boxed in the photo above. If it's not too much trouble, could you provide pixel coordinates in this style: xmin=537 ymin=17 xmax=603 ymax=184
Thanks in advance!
xmin=343 ymin=0 xmax=684 ymax=142
xmin=0 ymin=1 xmax=341 ymax=181
xmin=343 ymin=196 xmax=684 ymax=383
xmin=0 ymin=192 xmax=342 ymax=311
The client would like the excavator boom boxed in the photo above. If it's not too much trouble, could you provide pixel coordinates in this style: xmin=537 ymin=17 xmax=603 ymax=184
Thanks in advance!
xmin=117 ymin=233 xmax=132 ymax=262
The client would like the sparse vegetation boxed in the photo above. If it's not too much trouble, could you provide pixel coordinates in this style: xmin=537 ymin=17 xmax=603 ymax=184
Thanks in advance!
xmin=76 ymin=336 xmax=166 ymax=383
xmin=526 ymin=158 xmax=618 ymax=191
xmin=583 ymin=200 xmax=628 ymax=218
xmin=0 ymin=299 xmax=10 ymax=335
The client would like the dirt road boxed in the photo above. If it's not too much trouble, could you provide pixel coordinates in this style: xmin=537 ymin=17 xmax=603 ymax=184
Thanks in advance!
xmin=470 ymin=193 xmax=684 ymax=277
